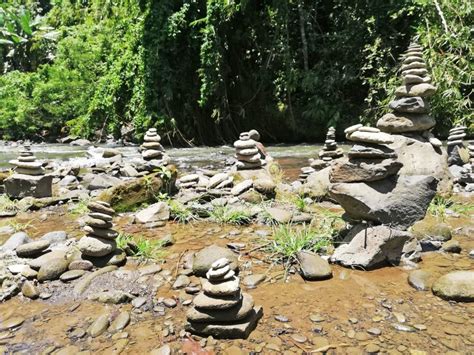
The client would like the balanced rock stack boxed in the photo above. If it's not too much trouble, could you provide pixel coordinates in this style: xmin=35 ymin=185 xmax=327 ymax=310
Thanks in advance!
xmin=299 ymin=166 xmax=316 ymax=183
xmin=447 ymin=125 xmax=467 ymax=166
xmin=376 ymin=42 xmax=438 ymax=146
xmin=319 ymin=127 xmax=343 ymax=161
xmin=233 ymin=132 xmax=264 ymax=170
xmin=141 ymin=128 xmax=169 ymax=163
xmin=186 ymin=258 xmax=262 ymax=339
xmin=78 ymin=201 xmax=119 ymax=258
xmin=330 ymin=123 xmax=401 ymax=184
xmin=10 ymin=145 xmax=45 ymax=176
xmin=5 ymin=144 xmax=53 ymax=198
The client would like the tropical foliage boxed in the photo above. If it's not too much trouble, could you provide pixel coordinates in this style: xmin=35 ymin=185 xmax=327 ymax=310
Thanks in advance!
xmin=0 ymin=0 xmax=472 ymax=143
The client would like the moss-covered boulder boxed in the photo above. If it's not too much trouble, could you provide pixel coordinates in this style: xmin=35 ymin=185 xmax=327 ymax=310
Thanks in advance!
xmin=97 ymin=172 xmax=174 ymax=212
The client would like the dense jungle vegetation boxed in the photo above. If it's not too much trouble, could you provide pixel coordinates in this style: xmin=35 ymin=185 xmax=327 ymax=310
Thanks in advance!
xmin=0 ymin=0 xmax=472 ymax=145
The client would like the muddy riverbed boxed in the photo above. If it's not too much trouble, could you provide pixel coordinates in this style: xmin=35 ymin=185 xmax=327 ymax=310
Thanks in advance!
xmin=0 ymin=198 xmax=473 ymax=354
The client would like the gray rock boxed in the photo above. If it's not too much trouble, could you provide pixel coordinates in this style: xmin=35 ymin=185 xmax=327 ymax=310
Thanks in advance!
xmin=185 ymin=306 xmax=262 ymax=339
xmin=389 ymin=96 xmax=429 ymax=113
xmin=149 ymin=345 xmax=171 ymax=355
xmin=441 ymin=240 xmax=461 ymax=253
xmin=348 ymin=144 xmax=397 ymax=159
xmin=108 ymin=311 xmax=130 ymax=333
xmin=330 ymin=158 xmax=402 ymax=183
xmin=301 ymin=167 xmax=331 ymax=199
xmin=266 ymin=207 xmax=292 ymax=224
xmin=88 ymin=314 xmax=109 ymax=337
xmin=85 ymin=173 xmax=122 ymax=191
xmin=21 ymin=280 xmax=39 ymax=299
xmin=120 ymin=165 xmax=139 ymax=177
xmin=5 ymin=174 xmax=53 ymax=199
xmin=377 ymin=113 xmax=435 ymax=133
xmin=331 ymin=225 xmax=420 ymax=269
xmin=29 ymin=250 xmax=68 ymax=270
xmin=193 ymin=291 xmax=242 ymax=310
xmin=40 ymin=231 xmax=68 ymax=245
xmin=187 ymin=293 xmax=254 ymax=323
xmin=68 ymin=259 xmax=94 ymax=271
xmin=296 ymin=251 xmax=332 ymax=280
xmin=432 ymin=271 xmax=474 ymax=302
xmin=193 ymin=245 xmax=238 ymax=277
xmin=78 ymin=236 xmax=116 ymax=257
xmin=202 ymin=276 xmax=240 ymax=297
xmin=242 ymin=274 xmax=266 ymax=288
xmin=89 ymin=290 xmax=133 ymax=304
xmin=60 ymin=269 xmax=86 ymax=282
xmin=347 ymin=130 xmax=394 ymax=145
xmin=330 ymin=175 xmax=437 ymax=229
xmin=395 ymin=83 xmax=436 ymax=97
xmin=408 ymin=270 xmax=432 ymax=291
xmin=172 ymin=274 xmax=190 ymax=289
xmin=16 ymin=240 xmax=50 ymax=258
xmin=231 ymin=180 xmax=253 ymax=196
xmin=37 ymin=257 xmax=70 ymax=282
xmin=70 ymin=139 xmax=92 ymax=147
xmin=1 ymin=232 xmax=31 ymax=251
xmin=59 ymin=175 xmax=78 ymax=186
xmin=135 ymin=202 xmax=170 ymax=224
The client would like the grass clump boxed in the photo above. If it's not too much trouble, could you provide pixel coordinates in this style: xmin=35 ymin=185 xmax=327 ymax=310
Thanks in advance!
xmin=169 ymin=200 xmax=196 ymax=224
xmin=69 ymin=198 xmax=91 ymax=215
xmin=428 ymin=195 xmax=474 ymax=220
xmin=8 ymin=220 xmax=35 ymax=233
xmin=210 ymin=206 xmax=252 ymax=225
xmin=116 ymin=233 xmax=166 ymax=261
xmin=0 ymin=195 xmax=18 ymax=213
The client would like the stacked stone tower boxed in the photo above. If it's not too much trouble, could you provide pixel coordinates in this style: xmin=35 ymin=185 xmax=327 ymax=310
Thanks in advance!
xmin=233 ymin=132 xmax=263 ymax=170
xmin=186 ymin=258 xmax=262 ymax=338
xmin=376 ymin=41 xmax=439 ymax=147
xmin=78 ymin=201 xmax=119 ymax=258
xmin=447 ymin=125 xmax=467 ymax=166
xmin=5 ymin=144 xmax=53 ymax=198
xmin=319 ymin=127 xmax=343 ymax=162
xmin=141 ymin=128 xmax=168 ymax=164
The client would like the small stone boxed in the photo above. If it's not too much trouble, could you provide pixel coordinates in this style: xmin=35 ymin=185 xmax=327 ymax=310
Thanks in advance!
xmin=242 ymin=274 xmax=266 ymax=288
xmin=291 ymin=334 xmax=307 ymax=343
xmin=138 ymin=264 xmax=162 ymax=276
xmin=88 ymin=314 xmax=110 ymax=337
xmin=0 ymin=317 xmax=25 ymax=331
xmin=392 ymin=323 xmax=416 ymax=332
xmin=172 ymin=274 xmax=190 ymax=289
xmin=37 ymin=257 xmax=70 ymax=282
xmin=132 ymin=297 xmax=147 ymax=308
xmin=275 ymin=315 xmax=290 ymax=322
xmin=367 ymin=327 xmax=382 ymax=336
xmin=21 ymin=281 xmax=39 ymax=299
xmin=60 ymin=270 xmax=86 ymax=282
xmin=15 ymin=240 xmax=50 ymax=257
xmin=163 ymin=298 xmax=177 ymax=308
xmin=68 ymin=259 xmax=94 ymax=271
xmin=365 ymin=343 xmax=380 ymax=354
xmin=309 ymin=314 xmax=325 ymax=323
xmin=109 ymin=311 xmax=130 ymax=333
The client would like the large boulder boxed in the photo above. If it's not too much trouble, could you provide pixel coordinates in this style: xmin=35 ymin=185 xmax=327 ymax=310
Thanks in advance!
xmin=432 ymin=271 xmax=474 ymax=302
xmin=97 ymin=173 xmax=170 ymax=212
xmin=83 ymin=173 xmax=122 ymax=191
xmin=331 ymin=225 xmax=420 ymax=269
xmin=388 ymin=135 xmax=451 ymax=193
xmin=296 ymin=251 xmax=332 ymax=280
xmin=1 ymin=232 xmax=31 ymax=251
xmin=5 ymin=174 xmax=53 ymax=199
xmin=330 ymin=175 xmax=437 ymax=229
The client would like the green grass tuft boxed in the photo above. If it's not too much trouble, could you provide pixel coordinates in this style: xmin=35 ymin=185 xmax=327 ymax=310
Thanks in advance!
xmin=210 ymin=206 xmax=252 ymax=225
xmin=116 ymin=233 xmax=166 ymax=261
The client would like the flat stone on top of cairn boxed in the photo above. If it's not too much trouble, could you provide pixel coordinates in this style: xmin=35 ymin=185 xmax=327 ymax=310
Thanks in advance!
xmin=141 ymin=128 xmax=168 ymax=162
xmin=377 ymin=41 xmax=437 ymax=136
xmin=78 ymin=201 xmax=119 ymax=257
xmin=186 ymin=257 xmax=262 ymax=339
xmin=233 ymin=132 xmax=264 ymax=170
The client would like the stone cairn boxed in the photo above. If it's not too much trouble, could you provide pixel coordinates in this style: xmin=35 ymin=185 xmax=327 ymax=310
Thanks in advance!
xmin=233 ymin=132 xmax=264 ymax=170
xmin=141 ymin=128 xmax=168 ymax=163
xmin=78 ymin=201 xmax=119 ymax=258
xmin=447 ymin=125 xmax=467 ymax=166
xmin=10 ymin=144 xmax=45 ymax=176
xmin=5 ymin=144 xmax=53 ymax=198
xmin=319 ymin=127 xmax=343 ymax=162
xmin=376 ymin=41 xmax=440 ymax=148
xmin=186 ymin=258 xmax=262 ymax=339
xmin=303 ymin=127 xmax=343 ymax=182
